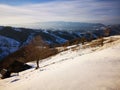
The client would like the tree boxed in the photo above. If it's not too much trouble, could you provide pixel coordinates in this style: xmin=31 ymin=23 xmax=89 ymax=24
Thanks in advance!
xmin=29 ymin=35 xmax=48 ymax=69
xmin=104 ymin=28 xmax=110 ymax=37
xmin=87 ymin=32 xmax=93 ymax=42
xmin=29 ymin=35 xmax=58 ymax=69
xmin=0 ymin=35 xmax=58 ymax=71
xmin=99 ymin=36 xmax=104 ymax=46
xmin=80 ymin=37 xmax=86 ymax=45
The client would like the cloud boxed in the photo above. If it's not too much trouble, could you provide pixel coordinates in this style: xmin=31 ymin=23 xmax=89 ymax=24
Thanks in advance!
xmin=0 ymin=0 xmax=120 ymax=25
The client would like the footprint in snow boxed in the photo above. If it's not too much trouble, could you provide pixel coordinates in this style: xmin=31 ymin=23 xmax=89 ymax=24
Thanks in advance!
xmin=11 ymin=79 xmax=20 ymax=83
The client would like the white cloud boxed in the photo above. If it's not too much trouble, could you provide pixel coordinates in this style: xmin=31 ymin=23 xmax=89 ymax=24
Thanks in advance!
xmin=0 ymin=0 xmax=119 ymax=25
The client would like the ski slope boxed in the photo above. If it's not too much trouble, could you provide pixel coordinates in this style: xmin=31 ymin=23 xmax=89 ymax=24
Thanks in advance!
xmin=0 ymin=36 xmax=120 ymax=90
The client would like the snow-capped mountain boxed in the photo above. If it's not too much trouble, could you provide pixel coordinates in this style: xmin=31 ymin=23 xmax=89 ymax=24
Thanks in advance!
xmin=0 ymin=23 xmax=120 ymax=60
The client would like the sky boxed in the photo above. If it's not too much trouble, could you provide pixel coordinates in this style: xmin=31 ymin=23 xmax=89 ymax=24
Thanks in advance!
xmin=0 ymin=0 xmax=120 ymax=25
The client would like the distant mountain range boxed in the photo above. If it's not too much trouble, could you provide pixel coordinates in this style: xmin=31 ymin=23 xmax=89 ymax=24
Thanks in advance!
xmin=0 ymin=22 xmax=120 ymax=60
xmin=8 ymin=21 xmax=105 ymax=31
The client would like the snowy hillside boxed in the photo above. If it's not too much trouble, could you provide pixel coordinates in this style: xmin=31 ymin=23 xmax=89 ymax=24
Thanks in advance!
xmin=0 ymin=35 xmax=120 ymax=90
xmin=0 ymin=24 xmax=120 ymax=60
xmin=0 ymin=35 xmax=20 ymax=59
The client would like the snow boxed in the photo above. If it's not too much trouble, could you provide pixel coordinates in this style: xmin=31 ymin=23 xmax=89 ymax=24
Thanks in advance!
xmin=0 ymin=36 xmax=120 ymax=90
xmin=0 ymin=35 xmax=20 ymax=47
xmin=13 ymin=28 xmax=22 ymax=32
xmin=49 ymin=32 xmax=67 ymax=44
xmin=74 ymin=32 xmax=82 ymax=37
xmin=0 ymin=35 xmax=20 ymax=59
xmin=22 ymin=33 xmax=35 ymax=46
xmin=43 ymin=30 xmax=49 ymax=34
xmin=67 ymin=44 xmax=78 ymax=49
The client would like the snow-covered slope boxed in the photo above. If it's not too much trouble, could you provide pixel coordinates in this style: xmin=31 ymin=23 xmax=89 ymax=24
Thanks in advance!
xmin=0 ymin=36 xmax=120 ymax=90
xmin=0 ymin=35 xmax=20 ymax=59
xmin=0 ymin=25 xmax=120 ymax=60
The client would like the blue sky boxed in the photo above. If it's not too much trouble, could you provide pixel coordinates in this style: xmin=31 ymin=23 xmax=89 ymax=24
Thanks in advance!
xmin=0 ymin=0 xmax=57 ymax=5
xmin=0 ymin=0 xmax=120 ymax=25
